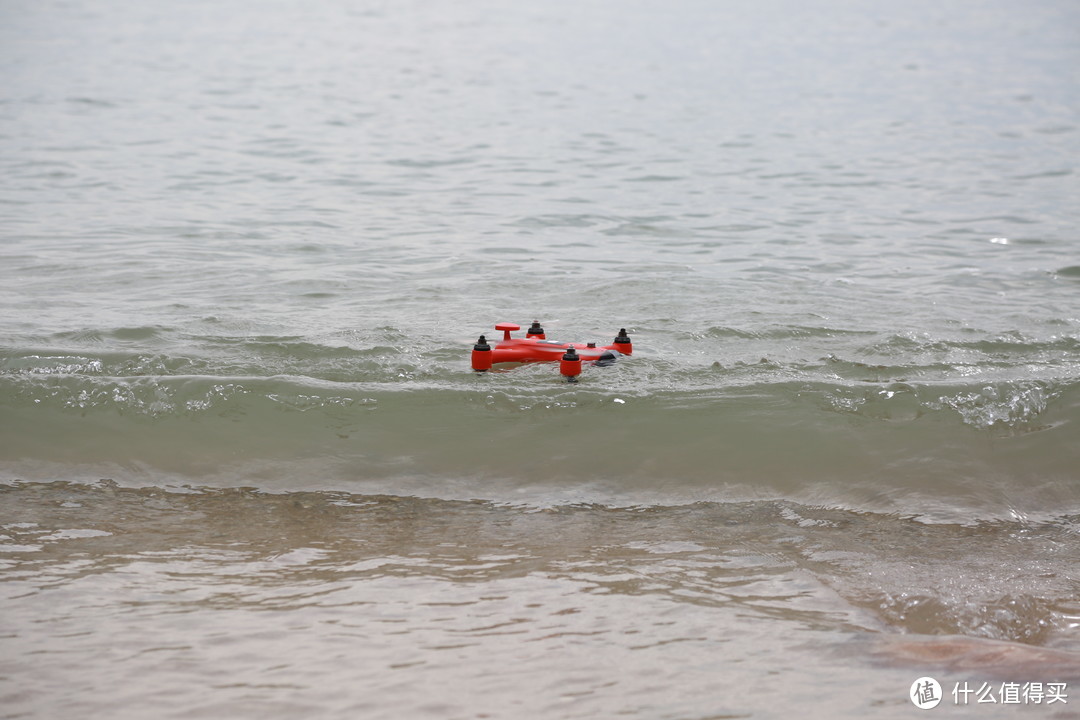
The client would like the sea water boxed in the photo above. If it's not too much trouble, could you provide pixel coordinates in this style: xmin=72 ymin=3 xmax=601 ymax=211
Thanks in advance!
xmin=1 ymin=0 xmax=1079 ymax=717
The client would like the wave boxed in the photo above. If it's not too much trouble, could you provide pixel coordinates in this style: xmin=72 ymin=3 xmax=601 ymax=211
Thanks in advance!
xmin=1 ymin=353 xmax=1077 ymax=521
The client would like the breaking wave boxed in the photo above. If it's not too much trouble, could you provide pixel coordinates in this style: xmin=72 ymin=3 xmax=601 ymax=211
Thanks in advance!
xmin=2 ymin=339 xmax=1077 ymax=522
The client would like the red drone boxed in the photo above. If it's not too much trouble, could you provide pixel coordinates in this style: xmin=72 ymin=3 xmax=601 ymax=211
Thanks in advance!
xmin=471 ymin=321 xmax=632 ymax=381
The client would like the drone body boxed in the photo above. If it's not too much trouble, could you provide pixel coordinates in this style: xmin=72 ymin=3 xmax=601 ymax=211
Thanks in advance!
xmin=471 ymin=322 xmax=632 ymax=381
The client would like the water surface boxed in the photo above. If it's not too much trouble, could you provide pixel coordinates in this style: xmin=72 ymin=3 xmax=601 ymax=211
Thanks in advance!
xmin=2 ymin=0 xmax=1079 ymax=717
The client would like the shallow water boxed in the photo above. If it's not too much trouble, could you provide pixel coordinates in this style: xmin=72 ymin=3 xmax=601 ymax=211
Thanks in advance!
xmin=2 ymin=0 xmax=1079 ymax=717
xmin=3 ymin=482 xmax=1080 ymax=719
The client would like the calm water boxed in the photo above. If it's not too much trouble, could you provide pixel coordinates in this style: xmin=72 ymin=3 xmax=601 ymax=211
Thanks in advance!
xmin=2 ymin=0 xmax=1079 ymax=717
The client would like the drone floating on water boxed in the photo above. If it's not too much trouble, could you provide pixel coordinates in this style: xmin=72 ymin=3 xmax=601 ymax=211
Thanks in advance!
xmin=471 ymin=321 xmax=632 ymax=382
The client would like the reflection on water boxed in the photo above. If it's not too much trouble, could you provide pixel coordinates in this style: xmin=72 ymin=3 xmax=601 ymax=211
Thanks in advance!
xmin=2 ymin=482 xmax=1078 ymax=718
